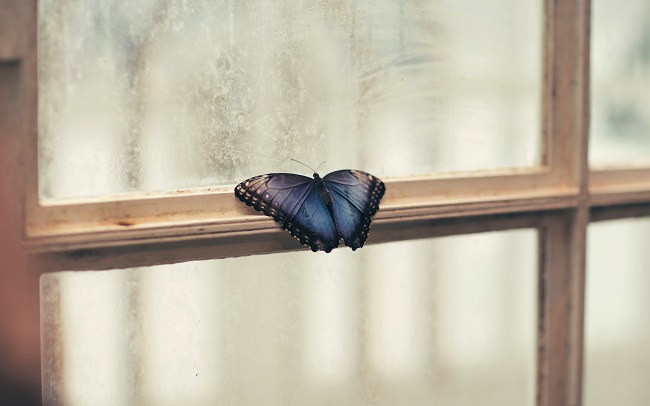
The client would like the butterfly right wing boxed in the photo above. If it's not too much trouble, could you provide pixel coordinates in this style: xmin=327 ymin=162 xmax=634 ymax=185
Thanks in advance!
xmin=235 ymin=174 xmax=340 ymax=252
xmin=323 ymin=170 xmax=385 ymax=250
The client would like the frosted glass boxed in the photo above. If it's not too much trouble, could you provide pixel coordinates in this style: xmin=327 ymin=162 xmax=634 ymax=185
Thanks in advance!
xmin=41 ymin=229 xmax=537 ymax=406
xmin=590 ymin=0 xmax=650 ymax=167
xmin=38 ymin=0 xmax=543 ymax=200
xmin=585 ymin=218 xmax=650 ymax=406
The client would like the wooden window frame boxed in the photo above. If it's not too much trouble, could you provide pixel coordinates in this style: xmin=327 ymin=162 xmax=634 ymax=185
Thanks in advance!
xmin=2 ymin=0 xmax=650 ymax=405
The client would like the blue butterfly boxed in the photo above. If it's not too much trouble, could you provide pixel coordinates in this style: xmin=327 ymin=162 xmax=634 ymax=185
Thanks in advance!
xmin=235 ymin=168 xmax=385 ymax=253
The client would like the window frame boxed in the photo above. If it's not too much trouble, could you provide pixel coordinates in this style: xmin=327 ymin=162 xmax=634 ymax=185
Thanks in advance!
xmin=3 ymin=0 xmax=650 ymax=405
xmin=23 ymin=0 xmax=588 ymax=264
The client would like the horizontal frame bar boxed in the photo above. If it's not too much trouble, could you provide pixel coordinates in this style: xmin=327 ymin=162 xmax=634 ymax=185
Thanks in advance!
xmin=589 ymin=167 xmax=650 ymax=206
xmin=590 ymin=202 xmax=650 ymax=223
xmin=26 ymin=171 xmax=580 ymax=254
xmin=31 ymin=210 xmax=549 ymax=273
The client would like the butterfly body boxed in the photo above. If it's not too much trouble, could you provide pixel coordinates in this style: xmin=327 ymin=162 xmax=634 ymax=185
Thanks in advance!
xmin=235 ymin=170 xmax=385 ymax=253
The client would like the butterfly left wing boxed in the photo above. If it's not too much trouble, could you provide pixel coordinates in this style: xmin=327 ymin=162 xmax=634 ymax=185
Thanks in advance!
xmin=235 ymin=173 xmax=340 ymax=252
xmin=323 ymin=170 xmax=385 ymax=250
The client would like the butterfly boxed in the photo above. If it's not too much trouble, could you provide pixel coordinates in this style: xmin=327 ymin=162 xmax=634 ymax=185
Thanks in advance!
xmin=234 ymin=166 xmax=385 ymax=253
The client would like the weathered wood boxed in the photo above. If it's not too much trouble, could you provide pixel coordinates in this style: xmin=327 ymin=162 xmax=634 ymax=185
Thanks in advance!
xmin=537 ymin=1 xmax=591 ymax=405
xmin=590 ymin=168 xmax=650 ymax=206
xmin=31 ymin=212 xmax=546 ymax=273
xmin=25 ymin=190 xmax=580 ymax=254
xmin=590 ymin=203 xmax=650 ymax=223
xmin=538 ymin=210 xmax=588 ymax=406
xmin=0 ymin=42 xmax=42 ymax=406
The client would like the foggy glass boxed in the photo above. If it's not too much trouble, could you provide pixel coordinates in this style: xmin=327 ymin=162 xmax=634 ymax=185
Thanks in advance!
xmin=41 ymin=229 xmax=537 ymax=406
xmin=590 ymin=0 xmax=650 ymax=167
xmin=585 ymin=218 xmax=650 ymax=405
xmin=38 ymin=0 xmax=543 ymax=200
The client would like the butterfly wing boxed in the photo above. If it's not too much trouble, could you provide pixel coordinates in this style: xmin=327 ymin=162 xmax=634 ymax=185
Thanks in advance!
xmin=235 ymin=173 xmax=340 ymax=252
xmin=323 ymin=170 xmax=385 ymax=250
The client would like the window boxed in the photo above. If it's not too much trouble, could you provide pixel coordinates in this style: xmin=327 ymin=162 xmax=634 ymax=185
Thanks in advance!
xmin=1 ymin=0 xmax=649 ymax=405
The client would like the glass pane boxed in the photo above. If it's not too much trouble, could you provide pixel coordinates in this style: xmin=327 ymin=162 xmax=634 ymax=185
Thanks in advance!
xmin=41 ymin=229 xmax=537 ymax=406
xmin=590 ymin=0 xmax=650 ymax=167
xmin=39 ymin=0 xmax=543 ymax=201
xmin=585 ymin=218 xmax=650 ymax=405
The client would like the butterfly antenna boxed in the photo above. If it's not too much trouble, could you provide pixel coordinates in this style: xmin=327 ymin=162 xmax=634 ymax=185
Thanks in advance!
xmin=291 ymin=158 xmax=316 ymax=174
xmin=314 ymin=161 xmax=326 ymax=174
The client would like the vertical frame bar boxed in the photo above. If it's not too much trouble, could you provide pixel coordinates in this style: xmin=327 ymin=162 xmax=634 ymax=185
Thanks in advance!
xmin=539 ymin=0 xmax=590 ymax=405
xmin=22 ymin=0 xmax=39 ymax=241
xmin=1 ymin=0 xmax=42 ymax=403
xmin=538 ymin=210 xmax=588 ymax=406
xmin=546 ymin=0 xmax=590 ymax=190
xmin=40 ymin=275 xmax=65 ymax=405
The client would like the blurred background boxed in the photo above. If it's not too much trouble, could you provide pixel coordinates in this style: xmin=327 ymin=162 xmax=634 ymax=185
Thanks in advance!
xmin=1 ymin=0 xmax=649 ymax=405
